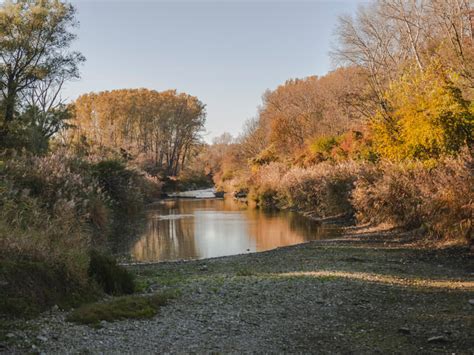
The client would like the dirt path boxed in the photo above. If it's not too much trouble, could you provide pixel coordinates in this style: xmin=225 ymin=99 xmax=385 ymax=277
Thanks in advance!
xmin=3 ymin=236 xmax=474 ymax=354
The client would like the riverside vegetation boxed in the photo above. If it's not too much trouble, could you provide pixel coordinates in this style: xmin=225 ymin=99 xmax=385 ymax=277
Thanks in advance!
xmin=0 ymin=0 xmax=473 ymax=353
xmin=0 ymin=0 xmax=206 ymax=323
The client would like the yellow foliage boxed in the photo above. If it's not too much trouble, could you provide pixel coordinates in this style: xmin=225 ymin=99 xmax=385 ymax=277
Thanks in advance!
xmin=371 ymin=61 xmax=473 ymax=161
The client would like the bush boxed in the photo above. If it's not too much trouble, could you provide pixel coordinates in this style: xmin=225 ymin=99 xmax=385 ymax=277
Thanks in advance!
xmin=246 ymin=161 xmax=362 ymax=218
xmin=91 ymin=159 xmax=145 ymax=216
xmin=88 ymin=250 xmax=135 ymax=295
xmin=352 ymin=152 xmax=473 ymax=243
xmin=0 ymin=152 xmax=150 ymax=318
xmin=248 ymin=162 xmax=287 ymax=208
xmin=1 ymin=150 xmax=110 ymax=235
xmin=0 ymin=259 xmax=98 ymax=318
xmin=0 ymin=189 xmax=90 ymax=278
xmin=280 ymin=161 xmax=362 ymax=217
xmin=309 ymin=135 xmax=340 ymax=161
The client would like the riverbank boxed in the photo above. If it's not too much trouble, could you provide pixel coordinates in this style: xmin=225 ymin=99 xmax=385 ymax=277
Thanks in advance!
xmin=2 ymin=226 xmax=473 ymax=354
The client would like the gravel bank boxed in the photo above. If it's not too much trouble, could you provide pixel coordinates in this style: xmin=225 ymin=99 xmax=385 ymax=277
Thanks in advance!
xmin=2 ymin=237 xmax=474 ymax=354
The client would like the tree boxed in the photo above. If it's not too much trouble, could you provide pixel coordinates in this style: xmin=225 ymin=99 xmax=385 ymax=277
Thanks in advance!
xmin=0 ymin=0 xmax=84 ymax=145
xmin=371 ymin=61 xmax=473 ymax=161
xmin=332 ymin=0 xmax=473 ymax=109
xmin=257 ymin=67 xmax=369 ymax=156
xmin=70 ymin=89 xmax=206 ymax=176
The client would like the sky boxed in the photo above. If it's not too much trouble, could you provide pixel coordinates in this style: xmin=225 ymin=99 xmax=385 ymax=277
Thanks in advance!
xmin=64 ymin=0 xmax=365 ymax=142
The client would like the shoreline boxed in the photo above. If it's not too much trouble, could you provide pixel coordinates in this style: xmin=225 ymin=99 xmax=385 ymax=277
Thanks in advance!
xmin=3 ymin=227 xmax=473 ymax=353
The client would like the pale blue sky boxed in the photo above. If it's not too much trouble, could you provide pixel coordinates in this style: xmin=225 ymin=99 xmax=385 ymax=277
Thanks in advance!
xmin=65 ymin=0 xmax=365 ymax=141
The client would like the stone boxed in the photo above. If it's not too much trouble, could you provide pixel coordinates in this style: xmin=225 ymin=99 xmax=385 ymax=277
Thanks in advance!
xmin=468 ymin=299 xmax=474 ymax=306
xmin=427 ymin=335 xmax=448 ymax=343
xmin=398 ymin=327 xmax=410 ymax=334
xmin=5 ymin=333 xmax=15 ymax=339
xmin=36 ymin=335 xmax=48 ymax=342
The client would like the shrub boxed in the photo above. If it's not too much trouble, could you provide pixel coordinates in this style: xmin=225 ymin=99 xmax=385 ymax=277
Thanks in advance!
xmin=280 ymin=161 xmax=362 ymax=217
xmin=246 ymin=160 xmax=362 ymax=218
xmin=352 ymin=151 xmax=473 ymax=243
xmin=91 ymin=159 xmax=144 ymax=216
xmin=1 ymin=150 xmax=110 ymax=234
xmin=0 ymin=259 xmax=97 ymax=318
xmin=250 ymin=145 xmax=280 ymax=166
xmin=248 ymin=162 xmax=287 ymax=208
xmin=88 ymin=250 xmax=135 ymax=295
xmin=0 ymin=190 xmax=90 ymax=277
xmin=309 ymin=135 xmax=340 ymax=161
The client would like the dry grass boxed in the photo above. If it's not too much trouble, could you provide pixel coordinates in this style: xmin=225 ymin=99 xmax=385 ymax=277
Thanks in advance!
xmin=352 ymin=152 xmax=473 ymax=244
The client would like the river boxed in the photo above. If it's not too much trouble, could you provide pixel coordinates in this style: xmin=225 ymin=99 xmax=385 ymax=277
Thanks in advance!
xmin=113 ymin=197 xmax=342 ymax=262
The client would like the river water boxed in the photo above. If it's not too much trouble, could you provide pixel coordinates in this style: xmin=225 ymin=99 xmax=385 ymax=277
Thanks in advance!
xmin=113 ymin=197 xmax=342 ymax=262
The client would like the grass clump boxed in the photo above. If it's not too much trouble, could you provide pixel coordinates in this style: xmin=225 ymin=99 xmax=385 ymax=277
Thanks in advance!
xmin=0 ymin=259 xmax=98 ymax=318
xmin=88 ymin=250 xmax=135 ymax=295
xmin=67 ymin=292 xmax=176 ymax=326
xmin=235 ymin=268 xmax=256 ymax=277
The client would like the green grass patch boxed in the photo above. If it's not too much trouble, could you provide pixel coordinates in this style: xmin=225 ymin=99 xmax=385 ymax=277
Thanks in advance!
xmin=133 ymin=269 xmax=190 ymax=291
xmin=235 ymin=268 xmax=256 ymax=277
xmin=67 ymin=292 xmax=177 ymax=326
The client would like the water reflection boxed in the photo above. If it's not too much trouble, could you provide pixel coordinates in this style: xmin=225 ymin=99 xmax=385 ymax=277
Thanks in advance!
xmin=128 ymin=199 xmax=340 ymax=262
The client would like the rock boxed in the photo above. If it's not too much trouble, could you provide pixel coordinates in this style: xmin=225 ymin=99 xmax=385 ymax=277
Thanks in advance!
xmin=468 ymin=299 xmax=474 ymax=306
xmin=36 ymin=335 xmax=48 ymax=342
xmin=198 ymin=265 xmax=208 ymax=271
xmin=427 ymin=335 xmax=449 ymax=343
xmin=398 ymin=327 xmax=410 ymax=334
xmin=100 ymin=320 xmax=108 ymax=327
xmin=6 ymin=333 xmax=15 ymax=339
xmin=51 ymin=305 xmax=59 ymax=312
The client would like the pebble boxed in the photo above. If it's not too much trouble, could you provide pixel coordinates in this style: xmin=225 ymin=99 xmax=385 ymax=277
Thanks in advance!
xmin=3 ymin=245 xmax=472 ymax=353
xmin=468 ymin=299 xmax=474 ymax=306
xmin=427 ymin=335 xmax=449 ymax=343
xmin=36 ymin=335 xmax=48 ymax=342
xmin=6 ymin=333 xmax=15 ymax=339
xmin=398 ymin=327 xmax=410 ymax=334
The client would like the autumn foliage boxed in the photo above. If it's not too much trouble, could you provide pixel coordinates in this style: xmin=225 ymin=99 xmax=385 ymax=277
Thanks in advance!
xmin=71 ymin=89 xmax=206 ymax=177
xmin=209 ymin=0 xmax=473 ymax=245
